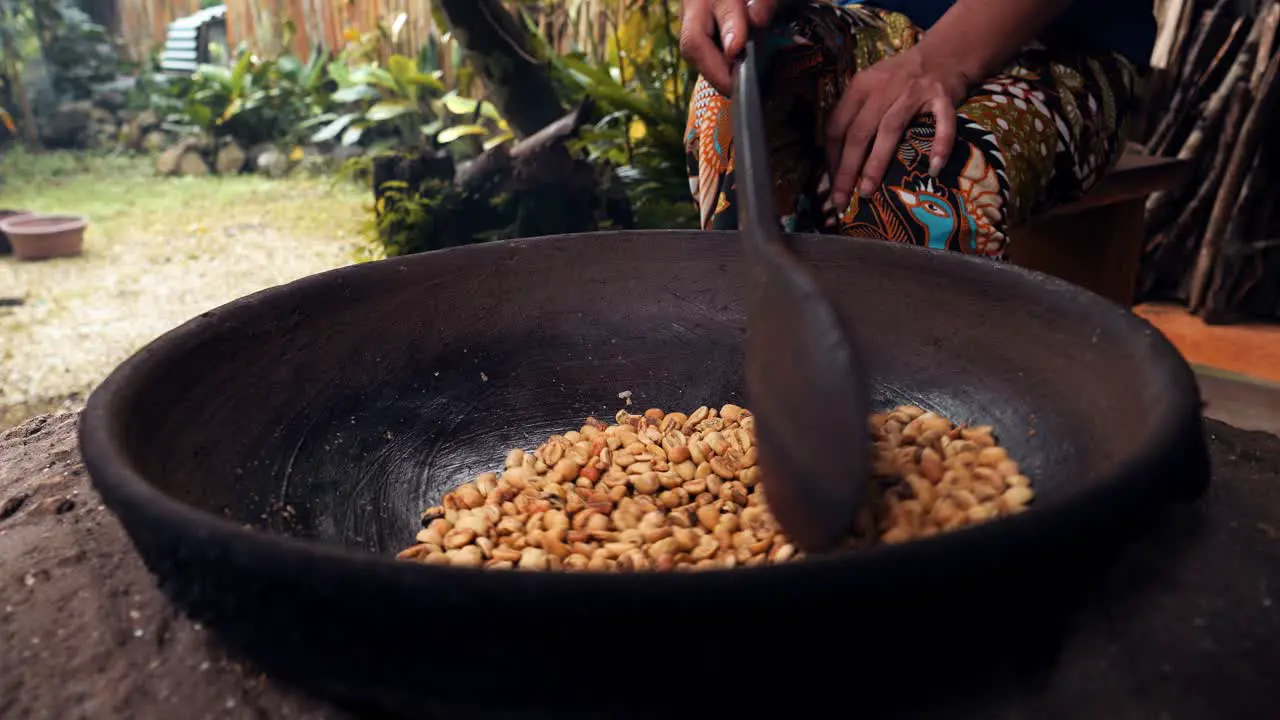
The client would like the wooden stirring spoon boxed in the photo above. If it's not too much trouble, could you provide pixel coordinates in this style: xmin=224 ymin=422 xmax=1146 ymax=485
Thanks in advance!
xmin=733 ymin=38 xmax=873 ymax=553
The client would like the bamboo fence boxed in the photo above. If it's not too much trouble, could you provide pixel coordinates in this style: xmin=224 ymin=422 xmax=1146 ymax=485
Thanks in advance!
xmin=115 ymin=0 xmax=449 ymax=61
xmin=117 ymin=0 xmax=200 ymax=61
xmin=114 ymin=0 xmax=625 ymax=65
xmin=220 ymin=0 xmax=447 ymax=59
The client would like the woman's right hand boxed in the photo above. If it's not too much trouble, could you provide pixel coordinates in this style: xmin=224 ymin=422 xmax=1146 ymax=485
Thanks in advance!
xmin=680 ymin=0 xmax=788 ymax=95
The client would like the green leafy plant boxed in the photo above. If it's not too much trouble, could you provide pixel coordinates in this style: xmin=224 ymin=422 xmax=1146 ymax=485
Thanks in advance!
xmin=305 ymin=27 xmax=514 ymax=160
xmin=367 ymin=179 xmax=518 ymax=259
xmin=38 ymin=1 xmax=121 ymax=100
xmin=152 ymin=43 xmax=330 ymax=147
xmin=526 ymin=0 xmax=696 ymax=228
xmin=0 ymin=0 xmax=58 ymax=148
xmin=306 ymin=30 xmax=448 ymax=151
xmin=434 ymin=90 xmax=515 ymax=154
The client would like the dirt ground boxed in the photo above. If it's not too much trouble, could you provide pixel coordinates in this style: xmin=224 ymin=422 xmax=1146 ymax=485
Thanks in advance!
xmin=0 ymin=413 xmax=346 ymax=719
xmin=4 ymin=411 xmax=1279 ymax=719
xmin=0 ymin=151 xmax=367 ymax=429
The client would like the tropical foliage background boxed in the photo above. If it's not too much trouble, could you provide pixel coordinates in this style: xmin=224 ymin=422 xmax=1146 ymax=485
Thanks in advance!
xmin=0 ymin=0 xmax=699 ymax=256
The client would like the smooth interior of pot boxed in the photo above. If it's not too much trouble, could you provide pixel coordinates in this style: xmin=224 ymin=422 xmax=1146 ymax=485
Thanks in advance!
xmin=103 ymin=230 xmax=1191 ymax=557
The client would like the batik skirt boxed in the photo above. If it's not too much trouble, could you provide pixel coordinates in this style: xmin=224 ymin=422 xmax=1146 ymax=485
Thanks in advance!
xmin=684 ymin=0 xmax=1142 ymax=259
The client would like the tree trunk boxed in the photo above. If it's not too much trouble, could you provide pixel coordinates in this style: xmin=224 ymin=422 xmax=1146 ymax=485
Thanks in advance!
xmin=370 ymin=100 xmax=632 ymax=254
xmin=435 ymin=0 xmax=568 ymax=139
xmin=0 ymin=2 xmax=42 ymax=151
xmin=7 ymin=68 xmax=40 ymax=150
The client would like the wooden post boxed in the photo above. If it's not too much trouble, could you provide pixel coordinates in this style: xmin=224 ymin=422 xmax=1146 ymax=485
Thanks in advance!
xmin=1008 ymin=150 xmax=1193 ymax=308
xmin=1009 ymin=200 xmax=1147 ymax=307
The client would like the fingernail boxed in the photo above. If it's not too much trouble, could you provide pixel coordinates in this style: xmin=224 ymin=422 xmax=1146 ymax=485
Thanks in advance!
xmin=723 ymin=31 xmax=736 ymax=50
xmin=832 ymin=193 xmax=847 ymax=211
xmin=857 ymin=178 xmax=875 ymax=198
xmin=929 ymin=157 xmax=945 ymax=177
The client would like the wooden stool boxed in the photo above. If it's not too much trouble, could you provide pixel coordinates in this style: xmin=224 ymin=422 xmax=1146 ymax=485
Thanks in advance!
xmin=1008 ymin=145 xmax=1191 ymax=307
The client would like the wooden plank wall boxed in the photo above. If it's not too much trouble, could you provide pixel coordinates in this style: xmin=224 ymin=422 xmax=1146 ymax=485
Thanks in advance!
xmin=113 ymin=0 xmax=444 ymax=62
xmin=117 ymin=0 xmax=200 ymax=61
xmin=116 ymin=0 xmax=1167 ymax=67
xmin=220 ymin=0 xmax=444 ymax=59
xmin=112 ymin=0 xmax=621 ymax=65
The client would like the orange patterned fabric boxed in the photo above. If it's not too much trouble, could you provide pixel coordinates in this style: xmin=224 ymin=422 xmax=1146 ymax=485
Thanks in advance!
xmin=683 ymin=1 xmax=1139 ymax=260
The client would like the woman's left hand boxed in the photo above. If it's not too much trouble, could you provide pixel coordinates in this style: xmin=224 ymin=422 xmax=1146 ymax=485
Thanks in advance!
xmin=825 ymin=47 xmax=970 ymax=211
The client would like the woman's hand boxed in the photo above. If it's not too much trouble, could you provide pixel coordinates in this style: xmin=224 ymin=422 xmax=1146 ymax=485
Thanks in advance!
xmin=826 ymin=47 xmax=970 ymax=211
xmin=679 ymin=0 xmax=788 ymax=95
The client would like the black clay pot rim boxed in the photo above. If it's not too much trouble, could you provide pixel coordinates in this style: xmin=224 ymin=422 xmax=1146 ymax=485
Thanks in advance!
xmin=80 ymin=230 xmax=1206 ymax=594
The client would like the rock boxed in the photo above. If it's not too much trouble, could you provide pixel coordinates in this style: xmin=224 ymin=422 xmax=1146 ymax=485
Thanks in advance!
xmin=88 ymin=106 xmax=115 ymax=125
xmin=91 ymin=115 xmax=121 ymax=149
xmin=297 ymin=156 xmax=331 ymax=176
xmin=297 ymin=144 xmax=365 ymax=175
xmin=331 ymin=145 xmax=367 ymax=165
xmin=135 ymin=109 xmax=160 ymax=131
xmin=245 ymin=142 xmax=275 ymax=171
xmin=177 ymin=152 xmax=210 ymax=177
xmin=215 ymin=140 xmax=246 ymax=174
xmin=120 ymin=117 xmax=143 ymax=150
xmin=156 ymin=137 xmax=200 ymax=175
xmin=296 ymin=147 xmax=333 ymax=176
xmin=93 ymin=91 xmax=127 ymax=113
xmin=39 ymin=102 xmax=122 ymax=150
xmin=255 ymin=147 xmax=291 ymax=179
xmin=93 ymin=121 xmax=120 ymax=149
xmin=156 ymin=143 xmax=185 ymax=175
xmin=141 ymin=130 xmax=168 ymax=153
xmin=90 ymin=76 xmax=137 ymax=112
xmin=39 ymin=101 xmax=94 ymax=149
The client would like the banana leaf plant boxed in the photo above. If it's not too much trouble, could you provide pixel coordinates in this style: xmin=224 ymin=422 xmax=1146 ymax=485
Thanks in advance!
xmin=158 ymin=42 xmax=331 ymax=147
xmin=521 ymin=0 xmax=697 ymax=228
xmin=305 ymin=45 xmax=448 ymax=152
xmin=306 ymin=39 xmax=512 ymax=159
xmin=435 ymin=91 xmax=514 ymax=153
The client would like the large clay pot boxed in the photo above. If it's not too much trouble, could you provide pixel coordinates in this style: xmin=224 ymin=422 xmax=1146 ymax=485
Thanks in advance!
xmin=0 ymin=213 xmax=88 ymax=261
xmin=0 ymin=209 xmax=33 ymax=255
xmin=79 ymin=230 xmax=1211 ymax=717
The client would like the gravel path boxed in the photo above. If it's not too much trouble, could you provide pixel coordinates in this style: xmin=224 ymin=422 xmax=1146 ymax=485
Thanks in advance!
xmin=0 ymin=154 xmax=366 ymax=428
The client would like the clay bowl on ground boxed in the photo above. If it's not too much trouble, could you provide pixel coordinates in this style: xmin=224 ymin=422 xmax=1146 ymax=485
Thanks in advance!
xmin=79 ymin=230 xmax=1210 ymax=718
xmin=0 ymin=213 xmax=87 ymax=260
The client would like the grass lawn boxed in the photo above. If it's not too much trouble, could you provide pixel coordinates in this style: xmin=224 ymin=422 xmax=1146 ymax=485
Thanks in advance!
xmin=0 ymin=150 xmax=369 ymax=429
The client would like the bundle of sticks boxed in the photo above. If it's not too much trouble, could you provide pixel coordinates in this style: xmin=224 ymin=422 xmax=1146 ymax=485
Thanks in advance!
xmin=1140 ymin=0 xmax=1280 ymax=323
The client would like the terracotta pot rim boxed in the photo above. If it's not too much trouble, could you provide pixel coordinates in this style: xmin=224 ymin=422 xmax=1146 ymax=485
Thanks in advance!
xmin=0 ymin=213 xmax=89 ymax=236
